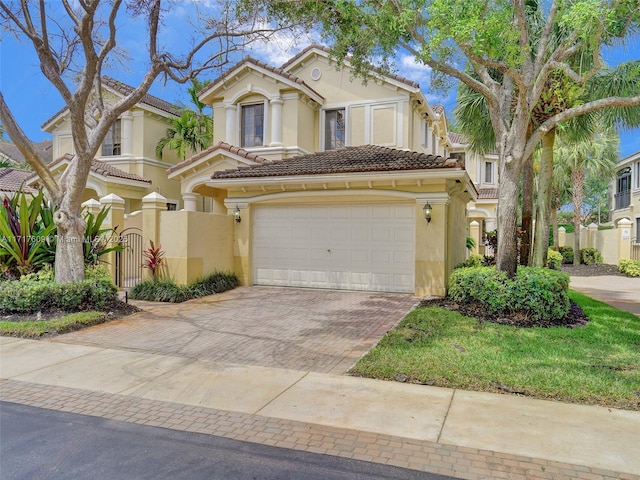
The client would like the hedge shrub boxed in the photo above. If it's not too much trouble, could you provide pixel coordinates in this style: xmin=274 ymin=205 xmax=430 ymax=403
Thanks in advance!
xmin=455 ymin=254 xmax=493 ymax=269
xmin=546 ymin=249 xmax=563 ymax=270
xmin=130 ymin=271 xmax=238 ymax=302
xmin=0 ymin=278 xmax=117 ymax=314
xmin=448 ymin=266 xmax=570 ymax=322
xmin=558 ymin=246 xmax=574 ymax=264
xmin=580 ymin=248 xmax=603 ymax=265
xmin=619 ymin=259 xmax=640 ymax=277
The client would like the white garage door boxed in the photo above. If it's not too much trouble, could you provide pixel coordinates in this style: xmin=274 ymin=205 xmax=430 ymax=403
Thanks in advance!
xmin=253 ymin=204 xmax=415 ymax=293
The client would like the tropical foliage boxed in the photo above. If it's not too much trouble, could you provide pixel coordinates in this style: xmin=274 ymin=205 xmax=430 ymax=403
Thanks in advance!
xmin=0 ymin=189 xmax=56 ymax=277
xmin=0 ymin=189 xmax=121 ymax=279
xmin=156 ymin=79 xmax=213 ymax=161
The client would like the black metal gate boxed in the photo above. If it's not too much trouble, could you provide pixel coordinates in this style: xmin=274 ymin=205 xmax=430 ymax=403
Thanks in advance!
xmin=116 ymin=227 xmax=143 ymax=288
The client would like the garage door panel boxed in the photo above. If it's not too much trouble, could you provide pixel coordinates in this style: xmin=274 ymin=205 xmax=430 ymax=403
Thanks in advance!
xmin=253 ymin=204 xmax=415 ymax=293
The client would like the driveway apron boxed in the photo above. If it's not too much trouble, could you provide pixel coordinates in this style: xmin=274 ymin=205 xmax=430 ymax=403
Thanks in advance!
xmin=52 ymin=286 xmax=418 ymax=374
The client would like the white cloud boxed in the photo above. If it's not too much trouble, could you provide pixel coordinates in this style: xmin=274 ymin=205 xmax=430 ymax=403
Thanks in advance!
xmin=246 ymin=23 xmax=321 ymax=66
xmin=398 ymin=54 xmax=432 ymax=84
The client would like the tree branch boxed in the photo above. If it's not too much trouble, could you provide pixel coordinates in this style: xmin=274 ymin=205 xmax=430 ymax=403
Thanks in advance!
xmin=0 ymin=91 xmax=60 ymax=200
xmin=526 ymin=94 xmax=640 ymax=159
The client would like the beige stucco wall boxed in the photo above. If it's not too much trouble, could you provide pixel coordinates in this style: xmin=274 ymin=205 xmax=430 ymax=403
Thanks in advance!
xmin=290 ymin=56 xmax=405 ymax=105
xmin=224 ymin=183 xmax=465 ymax=297
xmin=159 ymin=210 xmax=234 ymax=284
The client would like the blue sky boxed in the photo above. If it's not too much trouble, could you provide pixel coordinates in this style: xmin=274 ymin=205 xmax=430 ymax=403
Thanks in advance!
xmin=0 ymin=5 xmax=638 ymax=158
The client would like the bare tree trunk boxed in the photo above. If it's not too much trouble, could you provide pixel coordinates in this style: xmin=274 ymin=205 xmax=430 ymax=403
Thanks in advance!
xmin=572 ymin=168 xmax=585 ymax=265
xmin=519 ymin=154 xmax=534 ymax=265
xmin=532 ymin=130 xmax=556 ymax=267
xmin=54 ymin=209 xmax=87 ymax=282
xmin=551 ymin=206 xmax=559 ymax=249
xmin=496 ymin=161 xmax=521 ymax=277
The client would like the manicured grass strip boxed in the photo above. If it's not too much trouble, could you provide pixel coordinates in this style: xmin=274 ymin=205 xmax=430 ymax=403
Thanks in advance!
xmin=350 ymin=291 xmax=640 ymax=410
xmin=0 ymin=311 xmax=108 ymax=338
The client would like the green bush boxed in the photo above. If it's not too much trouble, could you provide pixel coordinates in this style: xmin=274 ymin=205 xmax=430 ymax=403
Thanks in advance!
xmin=0 ymin=278 xmax=117 ymax=314
xmin=455 ymin=254 xmax=494 ymax=269
xmin=448 ymin=266 xmax=570 ymax=322
xmin=130 ymin=271 xmax=238 ymax=303
xmin=558 ymin=246 xmax=574 ymax=264
xmin=130 ymin=279 xmax=191 ymax=303
xmin=619 ymin=259 xmax=640 ymax=277
xmin=547 ymin=249 xmax=563 ymax=270
xmin=580 ymin=248 xmax=603 ymax=265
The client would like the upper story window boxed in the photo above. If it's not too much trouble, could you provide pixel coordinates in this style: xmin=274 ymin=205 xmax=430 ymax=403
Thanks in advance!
xmin=422 ymin=121 xmax=429 ymax=150
xmin=615 ymin=167 xmax=631 ymax=210
xmin=634 ymin=161 xmax=640 ymax=190
xmin=241 ymin=103 xmax=264 ymax=148
xmin=102 ymin=119 xmax=121 ymax=156
xmin=483 ymin=160 xmax=495 ymax=184
xmin=324 ymin=109 xmax=345 ymax=150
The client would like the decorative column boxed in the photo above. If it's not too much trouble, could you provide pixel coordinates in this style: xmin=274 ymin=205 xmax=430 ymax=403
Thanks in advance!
xmin=99 ymin=194 xmax=125 ymax=285
xmin=415 ymin=194 xmax=450 ymax=297
xmin=225 ymin=104 xmax=237 ymax=145
xmin=618 ymin=218 xmax=632 ymax=260
xmin=269 ymin=98 xmax=284 ymax=146
xmin=81 ymin=198 xmax=101 ymax=217
xmin=142 ymin=192 xmax=167 ymax=281
xmin=558 ymin=226 xmax=566 ymax=248
xmin=469 ymin=220 xmax=480 ymax=255
xmin=587 ymin=222 xmax=598 ymax=249
xmin=182 ymin=192 xmax=200 ymax=212
xmin=121 ymin=112 xmax=133 ymax=156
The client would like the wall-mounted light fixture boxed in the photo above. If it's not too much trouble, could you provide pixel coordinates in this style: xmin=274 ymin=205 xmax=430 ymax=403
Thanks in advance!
xmin=234 ymin=205 xmax=242 ymax=223
xmin=423 ymin=202 xmax=432 ymax=224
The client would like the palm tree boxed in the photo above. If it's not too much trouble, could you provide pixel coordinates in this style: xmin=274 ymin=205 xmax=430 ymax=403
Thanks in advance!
xmin=554 ymin=124 xmax=619 ymax=264
xmin=156 ymin=78 xmax=213 ymax=161
xmin=156 ymin=110 xmax=211 ymax=161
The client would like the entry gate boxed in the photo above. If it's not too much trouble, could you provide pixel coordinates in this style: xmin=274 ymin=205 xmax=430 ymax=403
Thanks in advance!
xmin=116 ymin=227 xmax=143 ymax=288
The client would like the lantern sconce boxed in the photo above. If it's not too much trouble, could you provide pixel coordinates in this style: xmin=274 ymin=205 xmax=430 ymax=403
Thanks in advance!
xmin=234 ymin=205 xmax=242 ymax=223
xmin=423 ymin=202 xmax=432 ymax=224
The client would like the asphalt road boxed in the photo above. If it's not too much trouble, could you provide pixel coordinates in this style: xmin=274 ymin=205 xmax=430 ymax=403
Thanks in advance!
xmin=0 ymin=401 xmax=458 ymax=480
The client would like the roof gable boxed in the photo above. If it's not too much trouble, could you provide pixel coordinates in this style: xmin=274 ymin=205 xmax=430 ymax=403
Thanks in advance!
xmin=199 ymin=57 xmax=324 ymax=105
xmin=167 ymin=141 xmax=266 ymax=178
xmin=281 ymin=45 xmax=420 ymax=92
xmin=41 ymin=76 xmax=180 ymax=131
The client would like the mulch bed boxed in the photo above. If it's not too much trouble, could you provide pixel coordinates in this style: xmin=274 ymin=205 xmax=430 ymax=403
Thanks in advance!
xmin=419 ymin=298 xmax=589 ymax=329
xmin=418 ymin=264 xmax=622 ymax=328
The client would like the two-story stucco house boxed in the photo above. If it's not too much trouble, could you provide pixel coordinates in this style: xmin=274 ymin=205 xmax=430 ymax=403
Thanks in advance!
xmin=31 ymin=76 xmax=184 ymax=212
xmin=611 ymin=150 xmax=640 ymax=241
xmin=164 ymin=45 xmax=477 ymax=296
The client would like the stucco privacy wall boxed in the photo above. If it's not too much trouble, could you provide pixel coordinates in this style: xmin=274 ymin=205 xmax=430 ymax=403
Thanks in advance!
xmin=562 ymin=223 xmax=633 ymax=264
xmin=158 ymin=210 xmax=234 ymax=284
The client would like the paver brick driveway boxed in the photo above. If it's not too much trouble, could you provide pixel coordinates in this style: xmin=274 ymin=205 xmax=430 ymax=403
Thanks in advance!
xmin=53 ymin=286 xmax=418 ymax=374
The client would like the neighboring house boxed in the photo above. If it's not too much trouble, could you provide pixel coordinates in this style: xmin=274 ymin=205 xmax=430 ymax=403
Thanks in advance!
xmin=29 ymin=76 xmax=184 ymax=212
xmin=0 ymin=139 xmax=53 ymax=166
xmin=165 ymin=45 xmax=477 ymax=296
xmin=447 ymin=132 xmax=499 ymax=249
xmin=0 ymin=140 xmax=52 ymax=195
xmin=0 ymin=168 xmax=36 ymax=197
xmin=611 ymin=150 xmax=640 ymax=241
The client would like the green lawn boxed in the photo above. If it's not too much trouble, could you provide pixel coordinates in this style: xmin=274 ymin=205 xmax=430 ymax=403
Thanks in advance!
xmin=350 ymin=291 xmax=640 ymax=410
xmin=0 ymin=311 xmax=109 ymax=338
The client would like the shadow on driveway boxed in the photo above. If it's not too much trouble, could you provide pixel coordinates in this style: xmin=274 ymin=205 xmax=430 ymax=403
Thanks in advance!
xmin=53 ymin=286 xmax=418 ymax=374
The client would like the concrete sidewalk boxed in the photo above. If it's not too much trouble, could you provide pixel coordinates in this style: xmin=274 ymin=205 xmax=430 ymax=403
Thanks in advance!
xmin=570 ymin=275 xmax=640 ymax=316
xmin=2 ymin=336 xmax=639 ymax=479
